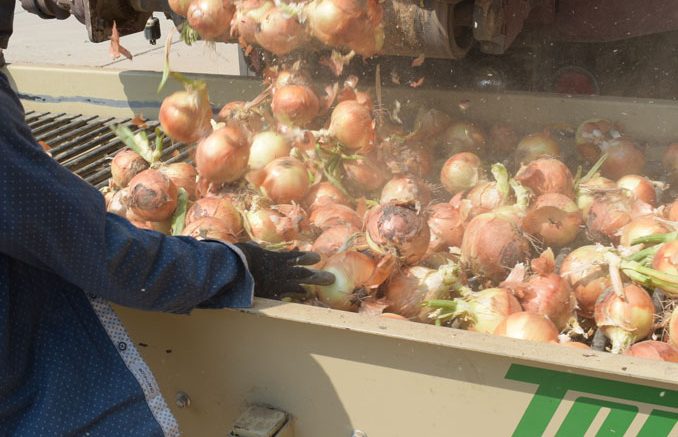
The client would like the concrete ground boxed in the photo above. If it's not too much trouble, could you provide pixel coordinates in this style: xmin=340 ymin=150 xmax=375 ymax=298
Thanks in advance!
xmin=5 ymin=6 xmax=247 ymax=75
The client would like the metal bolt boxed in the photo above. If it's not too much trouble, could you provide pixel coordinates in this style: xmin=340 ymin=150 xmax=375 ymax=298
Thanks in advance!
xmin=175 ymin=391 xmax=191 ymax=408
xmin=351 ymin=431 xmax=368 ymax=437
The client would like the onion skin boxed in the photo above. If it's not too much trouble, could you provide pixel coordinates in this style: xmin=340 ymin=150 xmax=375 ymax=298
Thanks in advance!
xmin=248 ymin=131 xmax=291 ymax=171
xmin=329 ymin=100 xmax=375 ymax=153
xmin=623 ymin=341 xmax=678 ymax=363
xmin=159 ymin=89 xmax=212 ymax=144
xmin=304 ymin=182 xmax=351 ymax=211
xmin=128 ymin=169 xmax=178 ymax=222
xmin=594 ymin=284 xmax=655 ymax=353
xmin=493 ymin=312 xmax=559 ymax=343
xmin=619 ymin=215 xmax=670 ymax=247
xmin=465 ymin=181 xmax=511 ymax=217
xmin=187 ymin=0 xmax=235 ymax=40
xmin=107 ymin=188 xmax=130 ymax=218
xmin=523 ymin=193 xmax=583 ymax=247
xmin=159 ymin=162 xmax=198 ymax=200
xmin=272 ymin=85 xmax=320 ymax=127
xmin=255 ymin=7 xmax=308 ymax=55
xmin=440 ymin=152 xmax=484 ymax=195
xmin=380 ymin=175 xmax=431 ymax=206
xmin=586 ymin=193 xmax=633 ymax=244
xmin=600 ymin=138 xmax=646 ymax=180
xmin=651 ymin=241 xmax=678 ymax=296
xmin=514 ymin=132 xmax=561 ymax=165
xmin=461 ymin=212 xmax=531 ymax=283
xmin=519 ymin=273 xmax=576 ymax=330
xmin=560 ymin=245 xmax=611 ymax=319
xmin=195 ymin=126 xmax=250 ymax=185
xmin=244 ymin=206 xmax=286 ymax=243
xmin=111 ymin=149 xmax=149 ymax=189
xmin=181 ymin=216 xmax=238 ymax=242
xmin=312 ymin=223 xmax=360 ymax=258
xmin=185 ymin=197 xmax=242 ymax=236
xmin=515 ymin=158 xmax=574 ymax=198
xmin=427 ymin=203 xmax=465 ymax=253
xmin=616 ymin=175 xmax=656 ymax=207
xmin=310 ymin=203 xmax=362 ymax=232
xmin=440 ymin=121 xmax=487 ymax=156
xmin=575 ymin=118 xmax=622 ymax=162
xmin=365 ymin=203 xmax=430 ymax=265
xmin=234 ymin=0 xmax=274 ymax=44
xmin=385 ymin=263 xmax=459 ymax=322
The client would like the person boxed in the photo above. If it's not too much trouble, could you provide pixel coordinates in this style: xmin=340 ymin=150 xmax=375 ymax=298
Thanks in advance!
xmin=0 ymin=10 xmax=333 ymax=436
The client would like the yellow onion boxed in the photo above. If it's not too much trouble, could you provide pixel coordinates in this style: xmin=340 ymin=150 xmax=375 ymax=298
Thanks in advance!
xmin=110 ymin=149 xmax=149 ymax=189
xmin=523 ymin=193 xmax=582 ymax=247
xmin=272 ymin=84 xmax=320 ymax=127
xmin=127 ymin=169 xmax=178 ymax=222
xmin=616 ymin=174 xmax=657 ymax=207
xmin=514 ymin=131 xmax=561 ymax=165
xmin=493 ymin=312 xmax=559 ymax=343
xmin=255 ymin=7 xmax=308 ymax=55
xmin=195 ymin=126 xmax=250 ymax=185
xmin=623 ymin=340 xmax=678 ymax=363
xmin=314 ymin=251 xmax=376 ymax=311
xmin=185 ymin=196 xmax=242 ymax=236
xmin=159 ymin=162 xmax=198 ymax=200
xmin=329 ymin=100 xmax=375 ymax=152
xmin=440 ymin=152 xmax=484 ymax=195
xmin=159 ymin=87 xmax=212 ymax=144
xmin=515 ymin=157 xmax=574 ymax=198
xmin=248 ymin=157 xmax=310 ymax=204
xmin=560 ymin=245 xmax=611 ymax=319
xmin=181 ymin=216 xmax=239 ymax=242
xmin=594 ymin=284 xmax=655 ymax=353
xmin=365 ymin=202 xmax=430 ymax=265
xmin=187 ymin=0 xmax=235 ymax=40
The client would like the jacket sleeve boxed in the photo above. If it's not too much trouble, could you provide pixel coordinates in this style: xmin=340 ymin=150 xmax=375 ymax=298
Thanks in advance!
xmin=0 ymin=72 xmax=253 ymax=313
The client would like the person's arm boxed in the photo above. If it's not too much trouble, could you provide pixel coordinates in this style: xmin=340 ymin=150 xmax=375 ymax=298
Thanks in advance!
xmin=0 ymin=72 xmax=254 ymax=313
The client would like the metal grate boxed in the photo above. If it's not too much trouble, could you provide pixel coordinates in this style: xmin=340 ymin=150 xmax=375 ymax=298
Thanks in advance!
xmin=26 ymin=111 xmax=192 ymax=190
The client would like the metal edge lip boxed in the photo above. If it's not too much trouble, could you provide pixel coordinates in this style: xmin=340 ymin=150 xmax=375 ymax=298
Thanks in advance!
xmin=238 ymin=298 xmax=678 ymax=388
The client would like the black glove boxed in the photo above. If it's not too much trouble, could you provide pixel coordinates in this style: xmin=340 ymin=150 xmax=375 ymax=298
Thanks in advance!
xmin=234 ymin=242 xmax=335 ymax=299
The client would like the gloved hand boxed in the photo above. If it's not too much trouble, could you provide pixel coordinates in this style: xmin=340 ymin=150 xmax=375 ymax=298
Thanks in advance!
xmin=234 ymin=242 xmax=335 ymax=299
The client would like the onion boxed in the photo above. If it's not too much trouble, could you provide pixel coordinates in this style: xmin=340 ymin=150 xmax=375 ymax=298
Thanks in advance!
xmin=586 ymin=193 xmax=633 ymax=244
xmin=523 ymin=193 xmax=583 ymax=247
xmin=493 ymin=312 xmax=559 ymax=343
xmin=187 ymin=0 xmax=235 ymax=40
xmin=651 ymin=241 xmax=678 ymax=295
xmin=343 ymin=154 xmax=388 ymax=192
xmin=666 ymin=199 xmax=678 ymax=222
xmin=435 ymin=288 xmax=522 ymax=334
xmin=304 ymin=182 xmax=351 ymax=211
xmin=575 ymin=118 xmax=622 ymax=162
xmin=514 ymin=132 xmax=561 ymax=165
xmin=406 ymin=108 xmax=452 ymax=147
xmin=310 ymin=202 xmax=362 ymax=231
xmin=248 ymin=131 xmax=291 ymax=170
xmin=110 ymin=149 xmax=149 ymax=189
xmin=169 ymin=0 xmax=192 ymax=16
xmin=255 ymin=7 xmax=308 ymax=55
xmin=616 ymin=174 xmax=656 ymax=207
xmin=244 ymin=206 xmax=286 ymax=243
xmin=195 ymin=126 xmax=250 ymax=185
xmin=216 ymin=100 xmax=265 ymax=134
xmin=248 ymin=157 xmax=310 ymax=204
xmin=560 ymin=245 xmax=611 ymax=319
xmin=600 ymin=138 xmax=646 ymax=180
xmin=576 ymin=176 xmax=617 ymax=220
xmin=440 ymin=152 xmax=484 ymax=195
xmin=159 ymin=162 xmax=198 ymax=200
xmin=464 ymin=163 xmax=513 ymax=217
xmin=619 ymin=215 xmax=670 ymax=247
xmin=329 ymin=100 xmax=375 ymax=153
xmin=380 ymin=175 xmax=431 ymax=206
xmin=440 ymin=121 xmax=487 ymax=156
xmin=518 ymin=272 xmax=576 ymax=330
xmin=128 ymin=215 xmax=173 ymax=234
xmin=272 ymin=84 xmax=320 ymax=127
xmin=489 ymin=123 xmax=519 ymax=157
xmin=427 ymin=203 xmax=465 ymax=253
xmin=365 ymin=203 xmax=430 ymax=265
xmin=663 ymin=143 xmax=678 ymax=184
xmin=385 ymin=262 xmax=459 ymax=322
xmin=669 ymin=306 xmax=678 ymax=348
xmin=515 ymin=158 xmax=574 ymax=198
xmin=185 ymin=197 xmax=242 ymax=235
xmin=594 ymin=284 xmax=655 ymax=353
xmin=107 ymin=188 xmax=130 ymax=218
xmin=159 ymin=88 xmax=212 ymax=144
xmin=312 ymin=223 xmax=361 ymax=257
xmin=461 ymin=212 xmax=531 ymax=283
xmin=623 ymin=340 xmax=678 ymax=362
xmin=181 ymin=216 xmax=238 ymax=242
xmin=128 ymin=169 xmax=178 ymax=222
xmin=314 ymin=251 xmax=376 ymax=311
xmin=233 ymin=0 xmax=273 ymax=44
